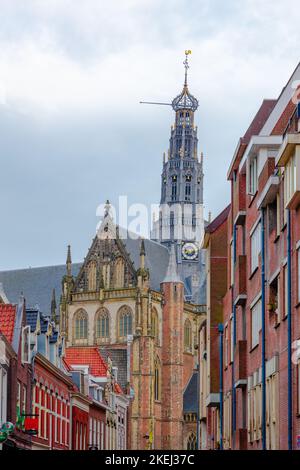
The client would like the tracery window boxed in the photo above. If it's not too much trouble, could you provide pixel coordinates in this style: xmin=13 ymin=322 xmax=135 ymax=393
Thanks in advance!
xmin=184 ymin=319 xmax=192 ymax=352
xmin=154 ymin=357 xmax=161 ymax=401
xmin=95 ymin=308 xmax=109 ymax=341
xmin=118 ymin=306 xmax=132 ymax=340
xmin=74 ymin=310 xmax=88 ymax=340
xmin=151 ymin=308 xmax=159 ymax=344
xmin=186 ymin=432 xmax=197 ymax=450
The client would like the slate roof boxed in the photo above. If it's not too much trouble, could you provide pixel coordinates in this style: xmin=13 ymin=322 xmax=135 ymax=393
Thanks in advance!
xmin=183 ymin=371 xmax=198 ymax=414
xmin=0 ymin=234 xmax=170 ymax=317
xmin=0 ymin=263 xmax=81 ymax=315
xmin=64 ymin=347 xmax=108 ymax=377
xmin=0 ymin=304 xmax=17 ymax=343
xmin=100 ymin=347 xmax=127 ymax=392
xmin=119 ymin=233 xmax=170 ymax=292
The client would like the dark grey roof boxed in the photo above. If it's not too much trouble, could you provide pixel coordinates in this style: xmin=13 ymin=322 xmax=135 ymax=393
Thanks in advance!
xmin=0 ymin=264 xmax=81 ymax=315
xmin=100 ymin=347 xmax=127 ymax=392
xmin=183 ymin=371 xmax=198 ymax=414
xmin=26 ymin=308 xmax=40 ymax=333
xmin=121 ymin=236 xmax=170 ymax=292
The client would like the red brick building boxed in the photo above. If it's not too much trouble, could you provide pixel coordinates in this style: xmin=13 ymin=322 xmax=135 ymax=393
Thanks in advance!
xmin=199 ymin=205 xmax=230 ymax=449
xmin=202 ymin=62 xmax=300 ymax=450
xmin=0 ymin=300 xmax=32 ymax=450
xmin=31 ymin=353 xmax=74 ymax=450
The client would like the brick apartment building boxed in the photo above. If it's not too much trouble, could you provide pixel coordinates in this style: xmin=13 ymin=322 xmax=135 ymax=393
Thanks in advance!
xmin=201 ymin=62 xmax=300 ymax=450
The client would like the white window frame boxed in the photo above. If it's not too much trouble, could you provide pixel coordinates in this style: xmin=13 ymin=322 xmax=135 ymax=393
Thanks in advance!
xmin=250 ymin=221 xmax=261 ymax=273
xmin=297 ymin=246 xmax=300 ymax=303
xmin=251 ymin=298 xmax=262 ymax=348
xmin=248 ymin=156 xmax=258 ymax=195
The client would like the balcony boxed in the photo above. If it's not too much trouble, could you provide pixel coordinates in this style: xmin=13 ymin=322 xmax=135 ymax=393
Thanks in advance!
xmin=234 ymin=255 xmax=247 ymax=305
xmin=276 ymin=133 xmax=300 ymax=210
xmin=233 ymin=174 xmax=246 ymax=226
xmin=234 ymin=340 xmax=247 ymax=387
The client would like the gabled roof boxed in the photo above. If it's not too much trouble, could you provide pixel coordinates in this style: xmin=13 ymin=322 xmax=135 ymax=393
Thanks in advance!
xmin=100 ymin=348 xmax=127 ymax=391
xmin=205 ymin=204 xmax=231 ymax=235
xmin=64 ymin=347 xmax=108 ymax=377
xmin=259 ymin=62 xmax=300 ymax=136
xmin=227 ymin=99 xmax=277 ymax=180
xmin=0 ymin=304 xmax=17 ymax=343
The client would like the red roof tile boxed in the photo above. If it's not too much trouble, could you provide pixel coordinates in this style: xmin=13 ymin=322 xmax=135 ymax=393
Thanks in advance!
xmin=64 ymin=347 xmax=108 ymax=377
xmin=0 ymin=304 xmax=16 ymax=343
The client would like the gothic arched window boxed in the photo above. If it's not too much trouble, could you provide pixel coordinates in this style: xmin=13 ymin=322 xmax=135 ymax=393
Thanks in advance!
xmin=184 ymin=319 xmax=192 ymax=352
xmin=74 ymin=310 xmax=88 ymax=341
xmin=115 ymin=257 xmax=125 ymax=288
xmin=186 ymin=432 xmax=197 ymax=450
xmin=154 ymin=357 xmax=161 ymax=401
xmin=95 ymin=308 xmax=109 ymax=342
xmin=87 ymin=261 xmax=97 ymax=291
xmin=117 ymin=306 xmax=132 ymax=340
xmin=151 ymin=308 xmax=159 ymax=344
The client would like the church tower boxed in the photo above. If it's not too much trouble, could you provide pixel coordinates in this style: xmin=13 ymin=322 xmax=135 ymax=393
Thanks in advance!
xmin=151 ymin=51 xmax=205 ymax=304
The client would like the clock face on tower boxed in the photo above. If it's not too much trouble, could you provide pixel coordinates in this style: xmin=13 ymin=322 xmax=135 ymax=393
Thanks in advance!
xmin=181 ymin=242 xmax=198 ymax=261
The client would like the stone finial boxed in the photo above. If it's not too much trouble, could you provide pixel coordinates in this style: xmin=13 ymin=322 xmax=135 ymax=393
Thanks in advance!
xmin=51 ymin=288 xmax=57 ymax=322
xmin=66 ymin=244 xmax=72 ymax=276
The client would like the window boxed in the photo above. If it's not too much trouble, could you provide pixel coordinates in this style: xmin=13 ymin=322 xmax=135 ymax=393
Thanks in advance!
xmin=118 ymin=306 xmax=132 ymax=339
xmin=87 ymin=261 xmax=97 ymax=291
xmin=22 ymin=325 xmax=30 ymax=363
xmin=284 ymin=264 xmax=288 ymax=318
xmin=224 ymin=325 xmax=229 ymax=367
xmin=95 ymin=308 xmax=109 ymax=341
xmin=269 ymin=275 xmax=280 ymax=324
xmin=154 ymin=358 xmax=161 ymax=401
xmin=230 ymin=241 xmax=234 ymax=286
xmin=251 ymin=222 xmax=261 ymax=273
xmin=230 ymin=316 xmax=234 ymax=363
xmin=16 ymin=381 xmax=21 ymax=416
xmin=266 ymin=373 xmax=278 ymax=449
xmin=284 ymin=151 xmax=296 ymax=207
xmin=298 ymin=248 xmax=300 ymax=303
xmin=249 ymin=157 xmax=258 ymax=195
xmin=251 ymin=299 xmax=262 ymax=348
xmin=223 ymin=393 xmax=232 ymax=449
xmin=22 ymin=385 xmax=27 ymax=414
xmin=74 ymin=310 xmax=88 ymax=340
xmin=186 ymin=432 xmax=197 ymax=450
xmin=185 ymin=183 xmax=191 ymax=200
xmin=151 ymin=308 xmax=159 ymax=344
xmin=184 ymin=319 xmax=192 ymax=352
xmin=276 ymin=193 xmax=281 ymax=237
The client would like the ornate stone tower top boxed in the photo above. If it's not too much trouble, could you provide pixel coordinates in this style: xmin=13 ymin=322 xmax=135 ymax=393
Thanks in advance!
xmin=150 ymin=51 xmax=206 ymax=304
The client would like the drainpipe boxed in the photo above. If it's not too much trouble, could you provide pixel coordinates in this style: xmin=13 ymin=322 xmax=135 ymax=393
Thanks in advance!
xmin=260 ymin=208 xmax=266 ymax=450
xmin=218 ymin=324 xmax=224 ymax=450
xmin=287 ymin=209 xmax=292 ymax=450
xmin=231 ymin=223 xmax=237 ymax=449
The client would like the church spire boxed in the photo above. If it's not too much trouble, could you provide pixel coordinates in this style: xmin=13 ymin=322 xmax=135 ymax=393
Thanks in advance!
xmin=172 ymin=50 xmax=198 ymax=113
xmin=163 ymin=244 xmax=182 ymax=283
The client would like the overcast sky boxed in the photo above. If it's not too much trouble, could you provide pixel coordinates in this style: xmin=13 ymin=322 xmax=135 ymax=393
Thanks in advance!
xmin=0 ymin=0 xmax=299 ymax=270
